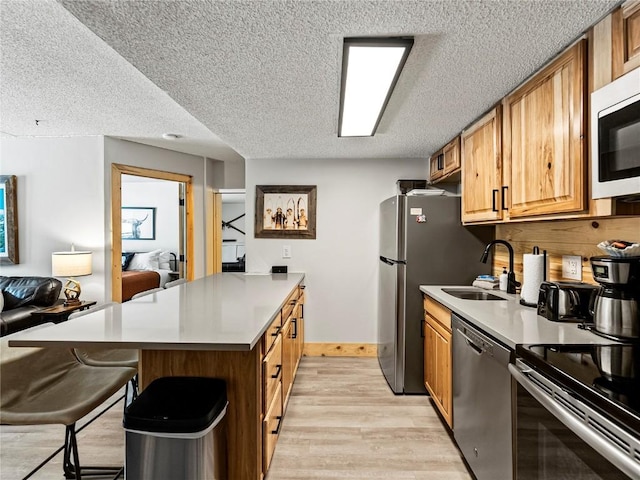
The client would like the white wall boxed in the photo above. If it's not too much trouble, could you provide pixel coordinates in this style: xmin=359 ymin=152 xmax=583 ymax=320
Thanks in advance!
xmin=246 ymin=157 xmax=428 ymax=343
xmin=0 ymin=136 xmax=108 ymax=302
xmin=121 ymin=179 xmax=180 ymax=255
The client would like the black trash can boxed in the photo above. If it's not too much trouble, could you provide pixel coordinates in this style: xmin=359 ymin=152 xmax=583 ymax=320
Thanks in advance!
xmin=123 ymin=377 xmax=228 ymax=480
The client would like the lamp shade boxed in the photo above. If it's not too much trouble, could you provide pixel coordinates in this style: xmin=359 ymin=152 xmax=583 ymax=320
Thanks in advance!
xmin=52 ymin=251 xmax=92 ymax=277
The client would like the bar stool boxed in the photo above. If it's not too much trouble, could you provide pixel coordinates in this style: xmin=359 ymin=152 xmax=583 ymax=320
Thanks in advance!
xmin=68 ymin=304 xmax=139 ymax=404
xmin=131 ymin=287 xmax=165 ymax=300
xmin=1 ymin=326 xmax=136 ymax=479
xmin=164 ymin=278 xmax=186 ymax=288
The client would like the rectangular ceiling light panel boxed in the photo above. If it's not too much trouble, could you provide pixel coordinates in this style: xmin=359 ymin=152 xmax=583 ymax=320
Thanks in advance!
xmin=339 ymin=38 xmax=414 ymax=137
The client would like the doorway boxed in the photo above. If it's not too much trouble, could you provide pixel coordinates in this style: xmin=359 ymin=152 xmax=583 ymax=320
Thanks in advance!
xmin=111 ymin=164 xmax=194 ymax=302
xmin=221 ymin=189 xmax=246 ymax=272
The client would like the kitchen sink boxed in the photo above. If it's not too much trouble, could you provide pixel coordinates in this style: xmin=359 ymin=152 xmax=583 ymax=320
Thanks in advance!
xmin=442 ymin=288 xmax=507 ymax=301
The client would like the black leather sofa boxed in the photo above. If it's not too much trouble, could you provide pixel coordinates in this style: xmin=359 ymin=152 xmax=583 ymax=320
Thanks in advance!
xmin=0 ymin=276 xmax=63 ymax=336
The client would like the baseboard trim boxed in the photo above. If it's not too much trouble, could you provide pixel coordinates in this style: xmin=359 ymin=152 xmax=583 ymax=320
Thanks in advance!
xmin=303 ymin=343 xmax=377 ymax=357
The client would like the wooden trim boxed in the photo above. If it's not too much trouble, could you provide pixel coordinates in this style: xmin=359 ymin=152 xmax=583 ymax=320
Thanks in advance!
xmin=111 ymin=164 xmax=194 ymax=301
xmin=303 ymin=343 xmax=377 ymax=357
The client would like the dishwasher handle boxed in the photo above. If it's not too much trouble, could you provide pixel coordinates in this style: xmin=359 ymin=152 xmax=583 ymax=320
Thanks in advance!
xmin=456 ymin=328 xmax=484 ymax=356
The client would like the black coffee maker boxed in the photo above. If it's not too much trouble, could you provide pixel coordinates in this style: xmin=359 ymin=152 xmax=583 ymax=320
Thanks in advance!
xmin=590 ymin=256 xmax=640 ymax=339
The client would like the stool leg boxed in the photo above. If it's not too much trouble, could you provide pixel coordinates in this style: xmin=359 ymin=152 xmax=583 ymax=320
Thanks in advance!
xmin=63 ymin=424 xmax=82 ymax=479
xmin=62 ymin=423 xmax=124 ymax=479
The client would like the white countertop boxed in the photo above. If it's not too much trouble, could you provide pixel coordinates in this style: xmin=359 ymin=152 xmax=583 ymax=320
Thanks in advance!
xmin=9 ymin=273 xmax=305 ymax=351
xmin=420 ymin=285 xmax=613 ymax=349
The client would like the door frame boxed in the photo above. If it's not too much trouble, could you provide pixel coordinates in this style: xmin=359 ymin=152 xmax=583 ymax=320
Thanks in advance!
xmin=111 ymin=163 xmax=194 ymax=302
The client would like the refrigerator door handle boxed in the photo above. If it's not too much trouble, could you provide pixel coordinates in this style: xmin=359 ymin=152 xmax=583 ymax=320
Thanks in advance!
xmin=379 ymin=256 xmax=406 ymax=265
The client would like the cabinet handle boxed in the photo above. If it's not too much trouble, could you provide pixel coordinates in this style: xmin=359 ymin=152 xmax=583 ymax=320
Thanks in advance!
xmin=437 ymin=153 xmax=444 ymax=170
xmin=292 ymin=318 xmax=298 ymax=339
xmin=271 ymin=364 xmax=282 ymax=379
xmin=271 ymin=415 xmax=283 ymax=435
xmin=501 ymin=186 xmax=508 ymax=210
xmin=492 ymin=189 xmax=499 ymax=212
xmin=271 ymin=325 xmax=282 ymax=337
xmin=289 ymin=300 xmax=297 ymax=305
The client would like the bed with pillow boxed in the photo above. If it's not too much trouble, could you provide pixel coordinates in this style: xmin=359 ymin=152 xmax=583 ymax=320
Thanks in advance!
xmin=121 ymin=250 xmax=175 ymax=301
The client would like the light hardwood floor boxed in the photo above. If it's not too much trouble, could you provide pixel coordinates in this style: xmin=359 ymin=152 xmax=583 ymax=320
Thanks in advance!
xmin=0 ymin=357 xmax=471 ymax=480
xmin=267 ymin=357 xmax=471 ymax=480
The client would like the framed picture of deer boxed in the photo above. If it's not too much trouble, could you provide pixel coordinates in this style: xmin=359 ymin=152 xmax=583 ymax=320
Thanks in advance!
xmin=122 ymin=207 xmax=156 ymax=240
xmin=255 ymin=185 xmax=317 ymax=239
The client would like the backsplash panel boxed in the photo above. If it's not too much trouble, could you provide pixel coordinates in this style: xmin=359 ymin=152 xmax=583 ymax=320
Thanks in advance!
xmin=492 ymin=217 xmax=640 ymax=285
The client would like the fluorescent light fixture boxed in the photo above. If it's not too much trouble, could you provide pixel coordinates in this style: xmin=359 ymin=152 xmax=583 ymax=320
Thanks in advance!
xmin=339 ymin=37 xmax=413 ymax=137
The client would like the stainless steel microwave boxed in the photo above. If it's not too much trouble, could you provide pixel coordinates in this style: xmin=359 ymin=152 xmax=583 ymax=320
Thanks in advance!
xmin=591 ymin=68 xmax=640 ymax=199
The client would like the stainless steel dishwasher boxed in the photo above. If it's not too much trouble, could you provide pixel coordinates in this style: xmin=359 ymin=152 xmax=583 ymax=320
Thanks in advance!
xmin=452 ymin=313 xmax=513 ymax=480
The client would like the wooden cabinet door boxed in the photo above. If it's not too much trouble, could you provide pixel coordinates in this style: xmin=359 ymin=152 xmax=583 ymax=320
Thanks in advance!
xmin=434 ymin=327 xmax=452 ymax=427
xmin=423 ymin=314 xmax=453 ymax=428
xmin=430 ymin=152 xmax=445 ymax=182
xmin=423 ymin=319 xmax=437 ymax=397
xmin=613 ymin=1 xmax=640 ymax=78
xmin=282 ymin=318 xmax=294 ymax=409
xmin=443 ymin=136 xmax=461 ymax=176
xmin=461 ymin=106 xmax=504 ymax=223
xmin=503 ymin=41 xmax=586 ymax=218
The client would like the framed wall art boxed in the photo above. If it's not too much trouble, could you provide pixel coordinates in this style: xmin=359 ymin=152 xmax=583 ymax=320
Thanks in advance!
xmin=0 ymin=175 xmax=19 ymax=264
xmin=122 ymin=207 xmax=156 ymax=240
xmin=255 ymin=185 xmax=317 ymax=239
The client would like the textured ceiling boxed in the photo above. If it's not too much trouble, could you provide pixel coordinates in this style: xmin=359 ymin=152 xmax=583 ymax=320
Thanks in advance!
xmin=1 ymin=0 xmax=619 ymax=162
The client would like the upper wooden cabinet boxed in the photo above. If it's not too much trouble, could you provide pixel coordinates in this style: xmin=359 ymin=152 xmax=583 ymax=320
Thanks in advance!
xmin=461 ymin=106 xmax=503 ymax=223
xmin=429 ymin=137 xmax=461 ymax=184
xmin=502 ymin=40 xmax=587 ymax=219
xmin=613 ymin=1 xmax=640 ymax=79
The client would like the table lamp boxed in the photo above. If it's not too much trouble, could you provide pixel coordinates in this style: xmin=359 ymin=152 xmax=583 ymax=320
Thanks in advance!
xmin=52 ymin=247 xmax=92 ymax=306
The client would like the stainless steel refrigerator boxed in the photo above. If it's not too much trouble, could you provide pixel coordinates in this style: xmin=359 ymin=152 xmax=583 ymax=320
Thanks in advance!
xmin=378 ymin=194 xmax=493 ymax=394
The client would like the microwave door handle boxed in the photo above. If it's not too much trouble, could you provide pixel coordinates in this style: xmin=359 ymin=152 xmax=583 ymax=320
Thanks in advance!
xmin=509 ymin=363 xmax=640 ymax=479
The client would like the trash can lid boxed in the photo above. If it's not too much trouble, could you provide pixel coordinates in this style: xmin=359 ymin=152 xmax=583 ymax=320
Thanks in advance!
xmin=124 ymin=377 xmax=227 ymax=433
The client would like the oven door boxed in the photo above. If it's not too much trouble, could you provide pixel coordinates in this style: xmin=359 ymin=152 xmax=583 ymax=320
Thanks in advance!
xmin=509 ymin=359 xmax=640 ymax=479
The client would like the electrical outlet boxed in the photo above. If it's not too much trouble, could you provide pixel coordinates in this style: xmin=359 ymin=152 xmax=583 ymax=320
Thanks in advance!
xmin=282 ymin=245 xmax=291 ymax=259
xmin=562 ymin=255 xmax=582 ymax=281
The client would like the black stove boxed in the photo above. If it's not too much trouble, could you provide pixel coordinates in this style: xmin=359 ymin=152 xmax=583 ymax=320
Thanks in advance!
xmin=517 ymin=343 xmax=640 ymax=438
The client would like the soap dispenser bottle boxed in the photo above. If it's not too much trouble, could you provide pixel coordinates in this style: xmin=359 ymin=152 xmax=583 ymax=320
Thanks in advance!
xmin=499 ymin=267 xmax=508 ymax=291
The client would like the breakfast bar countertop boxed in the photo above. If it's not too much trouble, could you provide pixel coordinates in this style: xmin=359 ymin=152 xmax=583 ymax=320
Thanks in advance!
xmin=420 ymin=285 xmax=614 ymax=349
xmin=9 ymin=273 xmax=305 ymax=351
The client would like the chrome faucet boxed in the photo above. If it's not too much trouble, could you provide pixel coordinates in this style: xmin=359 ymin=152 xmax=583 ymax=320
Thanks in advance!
xmin=480 ymin=240 xmax=520 ymax=294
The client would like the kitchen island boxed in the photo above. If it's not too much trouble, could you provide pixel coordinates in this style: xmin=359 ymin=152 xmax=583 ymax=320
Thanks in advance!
xmin=9 ymin=272 xmax=306 ymax=480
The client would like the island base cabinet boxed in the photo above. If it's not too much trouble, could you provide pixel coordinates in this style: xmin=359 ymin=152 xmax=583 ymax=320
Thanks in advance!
xmin=139 ymin=348 xmax=263 ymax=480
xmin=138 ymin=282 xmax=305 ymax=480
xmin=263 ymin=382 xmax=283 ymax=472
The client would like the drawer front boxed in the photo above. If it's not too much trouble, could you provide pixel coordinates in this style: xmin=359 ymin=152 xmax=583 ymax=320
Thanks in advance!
xmin=424 ymin=295 xmax=451 ymax=330
xmin=263 ymin=382 xmax=283 ymax=472
xmin=265 ymin=312 xmax=283 ymax=353
xmin=263 ymin=333 xmax=282 ymax=410
xmin=282 ymin=286 xmax=300 ymax=320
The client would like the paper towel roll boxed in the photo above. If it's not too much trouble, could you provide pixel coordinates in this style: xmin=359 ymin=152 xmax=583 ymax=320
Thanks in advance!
xmin=520 ymin=254 xmax=546 ymax=305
